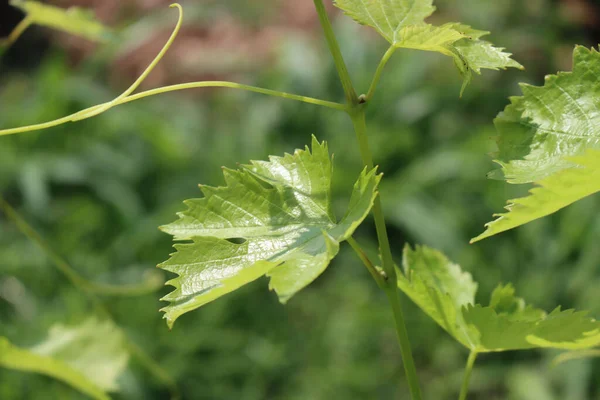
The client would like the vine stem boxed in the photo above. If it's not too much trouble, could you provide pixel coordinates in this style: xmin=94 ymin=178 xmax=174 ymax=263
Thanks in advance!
xmin=311 ymin=2 xmax=422 ymax=398
xmin=350 ymin=111 xmax=422 ymax=400
xmin=312 ymin=0 xmax=358 ymax=104
xmin=366 ymin=45 xmax=396 ymax=101
xmin=0 ymin=82 xmax=346 ymax=137
xmin=121 ymin=82 xmax=347 ymax=110
xmin=3 ymin=16 xmax=33 ymax=47
xmin=458 ymin=351 xmax=478 ymax=400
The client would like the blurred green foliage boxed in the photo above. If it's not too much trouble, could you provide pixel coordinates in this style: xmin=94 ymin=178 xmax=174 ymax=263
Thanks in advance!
xmin=1 ymin=0 xmax=600 ymax=399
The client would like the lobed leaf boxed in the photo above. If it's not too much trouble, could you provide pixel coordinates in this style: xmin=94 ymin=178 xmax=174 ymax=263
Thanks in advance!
xmin=399 ymin=245 xmax=600 ymax=353
xmin=0 ymin=318 xmax=129 ymax=399
xmin=159 ymin=137 xmax=382 ymax=328
xmin=334 ymin=0 xmax=522 ymax=92
xmin=474 ymin=46 xmax=600 ymax=241
xmin=9 ymin=0 xmax=112 ymax=42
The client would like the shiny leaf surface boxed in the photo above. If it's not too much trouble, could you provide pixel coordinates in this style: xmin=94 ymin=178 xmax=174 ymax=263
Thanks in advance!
xmin=491 ymin=46 xmax=600 ymax=184
xmin=475 ymin=46 xmax=600 ymax=241
xmin=160 ymin=137 xmax=381 ymax=327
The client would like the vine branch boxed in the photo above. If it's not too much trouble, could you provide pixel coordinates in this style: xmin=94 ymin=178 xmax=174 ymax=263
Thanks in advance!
xmin=311 ymin=2 xmax=422 ymax=399
xmin=350 ymin=111 xmax=423 ymax=400
xmin=312 ymin=0 xmax=358 ymax=105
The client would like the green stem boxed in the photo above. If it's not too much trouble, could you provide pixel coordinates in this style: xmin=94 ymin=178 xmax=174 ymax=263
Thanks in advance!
xmin=350 ymin=111 xmax=422 ymax=400
xmin=312 ymin=0 xmax=358 ymax=105
xmin=0 ymin=82 xmax=346 ymax=137
xmin=3 ymin=16 xmax=33 ymax=47
xmin=458 ymin=351 xmax=478 ymax=400
xmin=348 ymin=112 xmax=394 ymax=278
xmin=366 ymin=46 xmax=396 ymax=101
xmin=120 ymin=82 xmax=347 ymax=110
xmin=311 ymin=2 xmax=421 ymax=397
xmin=347 ymin=236 xmax=386 ymax=290
xmin=73 ymin=3 xmax=186 ymax=121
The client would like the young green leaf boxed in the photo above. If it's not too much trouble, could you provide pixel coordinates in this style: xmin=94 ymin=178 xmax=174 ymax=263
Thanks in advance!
xmin=473 ymin=46 xmax=600 ymax=241
xmin=334 ymin=0 xmax=522 ymax=92
xmin=9 ymin=0 xmax=112 ymax=42
xmin=334 ymin=0 xmax=437 ymax=43
xmin=159 ymin=137 xmax=382 ymax=328
xmin=399 ymin=245 xmax=600 ymax=352
xmin=0 ymin=318 xmax=129 ymax=400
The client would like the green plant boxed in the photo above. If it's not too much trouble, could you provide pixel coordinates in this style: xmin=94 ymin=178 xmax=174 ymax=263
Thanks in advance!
xmin=2 ymin=1 xmax=600 ymax=399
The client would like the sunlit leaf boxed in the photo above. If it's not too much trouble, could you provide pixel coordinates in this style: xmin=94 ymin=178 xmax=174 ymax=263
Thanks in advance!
xmin=0 ymin=318 xmax=129 ymax=399
xmin=393 ymin=24 xmax=466 ymax=53
xmin=334 ymin=0 xmax=436 ymax=44
xmin=334 ymin=0 xmax=522 ymax=92
xmin=472 ymin=150 xmax=600 ymax=242
xmin=474 ymin=46 xmax=600 ymax=241
xmin=399 ymin=245 xmax=600 ymax=352
xmin=490 ymin=46 xmax=600 ymax=183
xmin=159 ymin=136 xmax=381 ymax=328
xmin=9 ymin=0 xmax=111 ymax=42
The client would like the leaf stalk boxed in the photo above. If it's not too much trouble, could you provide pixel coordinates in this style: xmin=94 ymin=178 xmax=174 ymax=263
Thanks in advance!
xmin=347 ymin=236 xmax=386 ymax=289
xmin=458 ymin=351 xmax=478 ymax=400
xmin=366 ymin=46 xmax=397 ymax=101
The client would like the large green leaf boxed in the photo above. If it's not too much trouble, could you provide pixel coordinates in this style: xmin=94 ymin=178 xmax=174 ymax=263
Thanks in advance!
xmin=160 ymin=137 xmax=381 ymax=328
xmin=9 ymin=0 xmax=111 ymax=42
xmin=0 ymin=318 xmax=129 ymax=399
xmin=399 ymin=245 xmax=600 ymax=353
xmin=334 ymin=0 xmax=522 ymax=92
xmin=490 ymin=46 xmax=600 ymax=184
xmin=473 ymin=46 xmax=600 ymax=241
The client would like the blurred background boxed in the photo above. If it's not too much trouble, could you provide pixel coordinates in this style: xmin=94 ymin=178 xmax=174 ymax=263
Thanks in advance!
xmin=1 ymin=0 xmax=600 ymax=399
